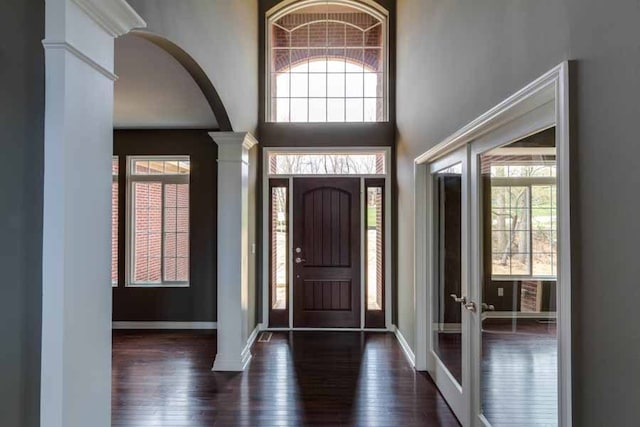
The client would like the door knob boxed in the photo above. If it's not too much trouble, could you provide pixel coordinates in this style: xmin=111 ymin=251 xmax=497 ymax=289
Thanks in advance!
xmin=464 ymin=301 xmax=477 ymax=312
xmin=481 ymin=302 xmax=495 ymax=312
xmin=295 ymin=257 xmax=306 ymax=264
xmin=450 ymin=294 xmax=467 ymax=304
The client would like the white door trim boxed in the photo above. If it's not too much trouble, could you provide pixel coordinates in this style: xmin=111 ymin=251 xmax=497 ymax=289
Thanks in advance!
xmin=261 ymin=146 xmax=393 ymax=331
xmin=413 ymin=62 xmax=572 ymax=427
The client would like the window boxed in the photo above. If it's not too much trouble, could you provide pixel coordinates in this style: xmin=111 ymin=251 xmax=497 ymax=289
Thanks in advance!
xmin=267 ymin=0 xmax=388 ymax=122
xmin=268 ymin=151 xmax=386 ymax=175
xmin=128 ymin=157 xmax=190 ymax=286
xmin=490 ymin=164 xmax=557 ymax=278
xmin=365 ymin=179 xmax=385 ymax=328
xmin=269 ymin=179 xmax=289 ymax=327
xmin=112 ymin=157 xmax=119 ymax=286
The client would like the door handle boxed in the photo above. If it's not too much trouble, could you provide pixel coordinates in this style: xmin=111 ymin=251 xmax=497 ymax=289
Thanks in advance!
xmin=295 ymin=257 xmax=306 ymax=264
xmin=481 ymin=302 xmax=495 ymax=312
xmin=464 ymin=301 xmax=477 ymax=312
xmin=450 ymin=294 xmax=467 ymax=304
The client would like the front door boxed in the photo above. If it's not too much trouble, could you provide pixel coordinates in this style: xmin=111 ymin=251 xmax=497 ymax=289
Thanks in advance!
xmin=292 ymin=178 xmax=361 ymax=328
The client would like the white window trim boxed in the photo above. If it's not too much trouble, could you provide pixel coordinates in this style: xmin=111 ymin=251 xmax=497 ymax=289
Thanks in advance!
xmin=264 ymin=0 xmax=390 ymax=123
xmin=125 ymin=155 xmax=191 ymax=288
xmin=262 ymin=146 xmax=393 ymax=331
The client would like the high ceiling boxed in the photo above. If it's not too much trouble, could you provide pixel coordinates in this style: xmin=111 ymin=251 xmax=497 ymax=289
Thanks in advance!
xmin=114 ymin=34 xmax=218 ymax=130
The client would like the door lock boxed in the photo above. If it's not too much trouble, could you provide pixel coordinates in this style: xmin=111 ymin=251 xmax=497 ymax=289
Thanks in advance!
xmin=295 ymin=257 xmax=306 ymax=264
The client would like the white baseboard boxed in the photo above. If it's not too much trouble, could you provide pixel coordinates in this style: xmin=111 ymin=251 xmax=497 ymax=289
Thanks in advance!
xmin=212 ymin=323 xmax=263 ymax=372
xmin=112 ymin=321 xmax=217 ymax=330
xmin=392 ymin=325 xmax=416 ymax=367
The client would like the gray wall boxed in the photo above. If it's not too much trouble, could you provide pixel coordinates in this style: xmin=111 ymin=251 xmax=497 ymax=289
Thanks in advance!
xmin=396 ymin=0 xmax=640 ymax=425
xmin=0 ymin=0 xmax=45 ymax=425
xmin=128 ymin=0 xmax=258 ymax=134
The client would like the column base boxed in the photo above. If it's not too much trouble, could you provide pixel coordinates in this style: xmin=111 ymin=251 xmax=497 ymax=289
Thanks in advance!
xmin=212 ymin=346 xmax=252 ymax=372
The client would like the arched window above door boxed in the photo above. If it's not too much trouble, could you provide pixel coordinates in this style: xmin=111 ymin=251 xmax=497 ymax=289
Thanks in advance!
xmin=267 ymin=0 xmax=388 ymax=123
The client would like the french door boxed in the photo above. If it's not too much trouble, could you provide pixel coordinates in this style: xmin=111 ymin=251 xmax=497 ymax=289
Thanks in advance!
xmin=427 ymin=128 xmax=561 ymax=426
xmin=427 ymin=146 xmax=471 ymax=425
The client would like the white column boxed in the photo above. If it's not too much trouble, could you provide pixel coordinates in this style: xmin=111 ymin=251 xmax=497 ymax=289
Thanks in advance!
xmin=209 ymin=132 xmax=258 ymax=371
xmin=41 ymin=1 xmax=144 ymax=426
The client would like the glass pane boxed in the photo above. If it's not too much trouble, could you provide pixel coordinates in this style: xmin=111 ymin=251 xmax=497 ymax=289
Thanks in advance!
xmin=309 ymin=52 xmax=327 ymax=72
xmin=269 ymin=152 xmax=386 ymax=175
xmin=271 ymin=186 xmax=288 ymax=310
xmin=432 ymin=162 xmax=463 ymax=385
xmin=366 ymin=186 xmax=383 ymax=311
xmin=111 ymin=181 xmax=118 ymax=285
xmin=162 ymin=183 xmax=189 ymax=283
xmin=327 ymin=74 xmax=345 ymax=97
xmin=273 ymin=72 xmax=290 ymax=98
xmin=309 ymin=99 xmax=327 ymax=122
xmin=364 ymin=48 xmax=383 ymax=72
xmin=290 ymin=98 xmax=308 ymax=122
xmin=290 ymin=73 xmax=308 ymax=97
xmin=274 ymin=98 xmax=290 ymax=122
xmin=345 ymin=73 xmax=364 ymax=97
xmin=309 ymin=74 xmax=327 ymax=97
xmin=132 ymin=182 xmax=162 ymax=284
xmin=345 ymin=98 xmax=364 ymax=122
xmin=327 ymin=52 xmax=345 ymax=72
xmin=364 ymin=25 xmax=382 ymax=47
xmin=327 ymin=98 xmax=345 ymax=122
xmin=272 ymin=26 xmax=290 ymax=48
xmin=480 ymin=128 xmax=558 ymax=426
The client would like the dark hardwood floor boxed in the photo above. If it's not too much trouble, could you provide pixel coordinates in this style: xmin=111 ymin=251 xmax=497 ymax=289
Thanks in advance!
xmin=112 ymin=331 xmax=460 ymax=426
xmin=434 ymin=319 xmax=558 ymax=427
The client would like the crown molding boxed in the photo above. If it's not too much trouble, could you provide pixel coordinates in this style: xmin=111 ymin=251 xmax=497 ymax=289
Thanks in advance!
xmin=42 ymin=40 xmax=118 ymax=80
xmin=72 ymin=0 xmax=146 ymax=37
xmin=209 ymin=132 xmax=259 ymax=150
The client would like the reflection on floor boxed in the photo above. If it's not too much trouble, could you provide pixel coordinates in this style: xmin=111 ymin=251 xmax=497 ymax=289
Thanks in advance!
xmin=112 ymin=331 xmax=460 ymax=426
xmin=435 ymin=319 xmax=557 ymax=427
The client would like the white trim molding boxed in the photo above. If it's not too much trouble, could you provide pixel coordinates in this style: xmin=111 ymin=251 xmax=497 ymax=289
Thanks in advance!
xmin=393 ymin=325 xmax=416 ymax=367
xmin=41 ymin=41 xmax=118 ymax=81
xmin=260 ymin=147 xmax=393 ymax=330
xmin=209 ymin=132 xmax=259 ymax=372
xmin=41 ymin=1 xmax=145 ymax=426
xmin=112 ymin=321 xmax=217 ymax=330
xmin=71 ymin=0 xmax=146 ymax=37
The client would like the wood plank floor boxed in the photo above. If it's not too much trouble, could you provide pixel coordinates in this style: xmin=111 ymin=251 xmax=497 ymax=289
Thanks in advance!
xmin=434 ymin=320 xmax=557 ymax=427
xmin=112 ymin=331 xmax=460 ymax=426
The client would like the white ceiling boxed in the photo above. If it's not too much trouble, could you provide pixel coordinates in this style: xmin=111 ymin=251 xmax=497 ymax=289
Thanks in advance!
xmin=114 ymin=34 xmax=218 ymax=129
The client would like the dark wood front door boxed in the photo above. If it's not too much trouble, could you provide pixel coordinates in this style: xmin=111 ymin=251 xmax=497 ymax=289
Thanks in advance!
xmin=293 ymin=178 xmax=361 ymax=328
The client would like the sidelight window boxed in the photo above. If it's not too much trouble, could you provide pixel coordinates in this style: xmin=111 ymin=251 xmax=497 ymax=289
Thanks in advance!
xmin=365 ymin=179 xmax=385 ymax=328
xmin=127 ymin=157 xmax=190 ymax=286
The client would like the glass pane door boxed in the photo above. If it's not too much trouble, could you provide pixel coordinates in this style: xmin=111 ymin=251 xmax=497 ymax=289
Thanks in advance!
xmin=473 ymin=128 xmax=558 ymax=426
xmin=428 ymin=147 xmax=470 ymax=424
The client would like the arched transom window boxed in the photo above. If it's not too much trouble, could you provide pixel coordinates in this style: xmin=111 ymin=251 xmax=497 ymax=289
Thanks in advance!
xmin=267 ymin=1 xmax=388 ymax=123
